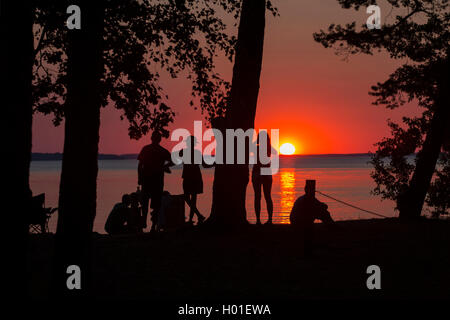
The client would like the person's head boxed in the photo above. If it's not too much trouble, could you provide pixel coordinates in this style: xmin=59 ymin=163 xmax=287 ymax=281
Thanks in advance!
xmin=122 ymin=194 xmax=131 ymax=206
xmin=151 ymin=131 xmax=162 ymax=145
xmin=305 ymin=180 xmax=316 ymax=198
xmin=186 ymin=135 xmax=197 ymax=149
xmin=129 ymin=192 xmax=140 ymax=207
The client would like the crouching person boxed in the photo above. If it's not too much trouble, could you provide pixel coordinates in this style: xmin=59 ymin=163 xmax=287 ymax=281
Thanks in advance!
xmin=290 ymin=180 xmax=334 ymax=257
xmin=105 ymin=194 xmax=131 ymax=235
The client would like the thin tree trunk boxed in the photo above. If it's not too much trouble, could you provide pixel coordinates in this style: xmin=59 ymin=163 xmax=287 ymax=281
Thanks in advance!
xmin=54 ymin=1 xmax=104 ymax=297
xmin=398 ymin=57 xmax=450 ymax=219
xmin=2 ymin=0 xmax=34 ymax=298
xmin=209 ymin=0 xmax=266 ymax=227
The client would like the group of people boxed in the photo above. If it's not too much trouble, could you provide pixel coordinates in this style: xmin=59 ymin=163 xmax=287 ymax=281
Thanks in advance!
xmin=105 ymin=130 xmax=335 ymax=243
xmin=105 ymin=131 xmax=208 ymax=234
xmin=137 ymin=132 xmax=209 ymax=232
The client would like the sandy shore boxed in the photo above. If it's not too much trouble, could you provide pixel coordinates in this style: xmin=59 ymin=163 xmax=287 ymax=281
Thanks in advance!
xmin=27 ymin=218 xmax=450 ymax=299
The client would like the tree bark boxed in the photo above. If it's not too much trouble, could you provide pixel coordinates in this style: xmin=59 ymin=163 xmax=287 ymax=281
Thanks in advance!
xmin=54 ymin=1 xmax=104 ymax=297
xmin=2 ymin=0 xmax=34 ymax=298
xmin=398 ymin=57 xmax=450 ymax=219
xmin=208 ymin=0 xmax=266 ymax=228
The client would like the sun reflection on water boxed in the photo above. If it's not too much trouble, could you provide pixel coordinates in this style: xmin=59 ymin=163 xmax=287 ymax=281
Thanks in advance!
xmin=279 ymin=169 xmax=296 ymax=224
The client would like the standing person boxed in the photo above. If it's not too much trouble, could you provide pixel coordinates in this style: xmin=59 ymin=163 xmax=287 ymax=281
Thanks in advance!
xmin=290 ymin=180 xmax=334 ymax=257
xmin=252 ymin=131 xmax=274 ymax=225
xmin=179 ymin=136 xmax=207 ymax=225
xmin=138 ymin=131 xmax=174 ymax=232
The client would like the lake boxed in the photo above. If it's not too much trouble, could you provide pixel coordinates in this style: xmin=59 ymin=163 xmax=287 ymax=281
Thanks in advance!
xmin=30 ymin=154 xmax=398 ymax=233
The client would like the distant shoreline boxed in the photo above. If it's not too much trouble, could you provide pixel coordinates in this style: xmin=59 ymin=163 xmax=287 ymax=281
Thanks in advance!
xmin=31 ymin=152 xmax=373 ymax=161
xmin=31 ymin=153 xmax=139 ymax=161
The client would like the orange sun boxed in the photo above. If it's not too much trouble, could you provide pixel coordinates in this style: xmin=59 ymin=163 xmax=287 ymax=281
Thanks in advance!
xmin=280 ymin=143 xmax=296 ymax=155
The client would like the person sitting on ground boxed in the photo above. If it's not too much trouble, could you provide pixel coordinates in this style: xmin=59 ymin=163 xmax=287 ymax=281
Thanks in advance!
xmin=290 ymin=180 xmax=334 ymax=256
xmin=105 ymin=194 xmax=131 ymax=235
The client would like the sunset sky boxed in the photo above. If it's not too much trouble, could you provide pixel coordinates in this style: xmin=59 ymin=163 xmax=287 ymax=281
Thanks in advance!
xmin=32 ymin=0 xmax=419 ymax=155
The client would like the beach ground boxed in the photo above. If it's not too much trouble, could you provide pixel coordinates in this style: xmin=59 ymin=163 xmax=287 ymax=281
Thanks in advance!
xmin=27 ymin=218 xmax=450 ymax=299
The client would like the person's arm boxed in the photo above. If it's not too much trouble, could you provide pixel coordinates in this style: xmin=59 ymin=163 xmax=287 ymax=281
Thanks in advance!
xmin=317 ymin=203 xmax=334 ymax=225
xmin=167 ymin=149 xmax=176 ymax=166
xmin=163 ymin=149 xmax=175 ymax=173
xmin=319 ymin=210 xmax=334 ymax=224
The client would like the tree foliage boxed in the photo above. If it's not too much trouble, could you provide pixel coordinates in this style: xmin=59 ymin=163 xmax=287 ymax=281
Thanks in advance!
xmin=314 ymin=0 xmax=449 ymax=216
xmin=32 ymin=0 xmax=278 ymax=138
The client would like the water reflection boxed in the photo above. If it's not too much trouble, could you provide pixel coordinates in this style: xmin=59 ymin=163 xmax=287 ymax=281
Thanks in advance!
xmin=32 ymin=162 xmax=398 ymax=233
xmin=279 ymin=169 xmax=296 ymax=224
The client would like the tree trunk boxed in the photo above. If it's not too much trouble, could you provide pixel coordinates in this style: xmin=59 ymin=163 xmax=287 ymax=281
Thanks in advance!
xmin=208 ymin=0 xmax=266 ymax=228
xmin=2 ymin=0 xmax=34 ymax=298
xmin=398 ymin=58 xmax=450 ymax=220
xmin=54 ymin=1 xmax=104 ymax=297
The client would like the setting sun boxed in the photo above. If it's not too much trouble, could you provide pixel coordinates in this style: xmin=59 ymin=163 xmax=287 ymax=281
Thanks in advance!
xmin=280 ymin=143 xmax=296 ymax=155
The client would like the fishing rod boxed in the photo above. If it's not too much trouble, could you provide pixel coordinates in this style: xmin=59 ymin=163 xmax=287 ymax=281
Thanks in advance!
xmin=269 ymin=191 xmax=390 ymax=219
xmin=316 ymin=190 xmax=389 ymax=218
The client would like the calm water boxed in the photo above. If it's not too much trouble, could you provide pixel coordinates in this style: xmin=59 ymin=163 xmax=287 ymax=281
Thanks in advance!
xmin=30 ymin=155 xmax=397 ymax=233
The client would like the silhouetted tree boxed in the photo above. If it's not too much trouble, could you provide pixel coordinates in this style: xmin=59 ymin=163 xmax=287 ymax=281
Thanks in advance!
xmin=314 ymin=0 xmax=449 ymax=219
xmin=33 ymin=0 xmax=240 ymax=136
xmin=34 ymin=1 xmax=277 ymax=233
xmin=208 ymin=0 xmax=269 ymax=227
xmin=2 ymin=0 xmax=34 ymax=298
xmin=32 ymin=0 xmax=241 ymax=295
xmin=52 ymin=1 xmax=105 ymax=297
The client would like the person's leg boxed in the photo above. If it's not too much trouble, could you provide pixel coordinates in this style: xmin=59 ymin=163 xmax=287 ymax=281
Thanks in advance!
xmin=185 ymin=193 xmax=204 ymax=223
xmin=262 ymin=176 xmax=273 ymax=224
xmin=185 ymin=193 xmax=195 ymax=223
xmin=150 ymin=188 xmax=163 ymax=232
xmin=150 ymin=208 xmax=158 ymax=232
xmin=252 ymin=178 xmax=262 ymax=224
xmin=191 ymin=194 xmax=205 ymax=223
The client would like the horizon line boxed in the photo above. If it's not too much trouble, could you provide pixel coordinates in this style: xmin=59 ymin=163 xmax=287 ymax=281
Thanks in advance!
xmin=31 ymin=151 xmax=374 ymax=157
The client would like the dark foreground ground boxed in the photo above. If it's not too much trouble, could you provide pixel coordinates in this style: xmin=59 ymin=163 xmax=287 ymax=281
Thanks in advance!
xmin=27 ymin=218 xmax=450 ymax=300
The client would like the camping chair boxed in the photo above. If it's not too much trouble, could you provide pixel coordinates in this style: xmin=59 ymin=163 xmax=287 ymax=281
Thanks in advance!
xmin=28 ymin=193 xmax=57 ymax=234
